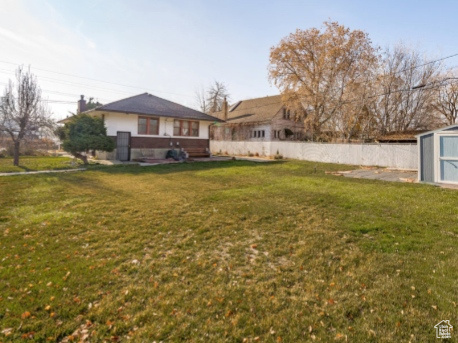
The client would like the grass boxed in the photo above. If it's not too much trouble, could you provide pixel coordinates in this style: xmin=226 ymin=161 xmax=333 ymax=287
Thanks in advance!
xmin=0 ymin=160 xmax=457 ymax=342
xmin=0 ymin=156 xmax=81 ymax=173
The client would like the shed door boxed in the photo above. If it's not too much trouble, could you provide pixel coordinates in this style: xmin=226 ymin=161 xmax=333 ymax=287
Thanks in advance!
xmin=116 ymin=132 xmax=131 ymax=161
xmin=439 ymin=136 xmax=458 ymax=183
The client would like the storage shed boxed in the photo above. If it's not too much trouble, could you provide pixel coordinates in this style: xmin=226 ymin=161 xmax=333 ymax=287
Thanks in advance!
xmin=417 ymin=124 xmax=458 ymax=184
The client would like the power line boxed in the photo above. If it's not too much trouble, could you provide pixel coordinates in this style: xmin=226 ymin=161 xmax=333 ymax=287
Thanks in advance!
xmin=0 ymin=68 xmax=137 ymax=96
xmin=0 ymin=80 xmax=113 ymax=103
xmin=0 ymin=60 xmax=194 ymax=98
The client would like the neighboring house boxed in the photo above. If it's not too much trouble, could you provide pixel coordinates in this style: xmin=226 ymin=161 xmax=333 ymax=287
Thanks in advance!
xmin=59 ymin=93 xmax=222 ymax=161
xmin=211 ymin=95 xmax=306 ymax=141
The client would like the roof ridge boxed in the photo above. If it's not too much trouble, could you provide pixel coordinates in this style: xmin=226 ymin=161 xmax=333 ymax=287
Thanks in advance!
xmin=94 ymin=93 xmax=148 ymax=111
xmin=143 ymin=92 xmax=208 ymax=116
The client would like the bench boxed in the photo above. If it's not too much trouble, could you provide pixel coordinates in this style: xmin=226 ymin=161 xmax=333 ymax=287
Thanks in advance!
xmin=184 ymin=147 xmax=211 ymax=158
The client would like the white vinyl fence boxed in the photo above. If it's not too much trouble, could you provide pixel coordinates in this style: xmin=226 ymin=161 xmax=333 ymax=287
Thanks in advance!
xmin=210 ymin=141 xmax=418 ymax=170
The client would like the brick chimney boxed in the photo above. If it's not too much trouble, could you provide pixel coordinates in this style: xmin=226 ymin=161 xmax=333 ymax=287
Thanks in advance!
xmin=77 ymin=95 xmax=86 ymax=114
xmin=222 ymin=97 xmax=228 ymax=121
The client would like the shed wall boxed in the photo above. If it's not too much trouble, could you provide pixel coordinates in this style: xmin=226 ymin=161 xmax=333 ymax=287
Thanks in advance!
xmin=419 ymin=133 xmax=434 ymax=182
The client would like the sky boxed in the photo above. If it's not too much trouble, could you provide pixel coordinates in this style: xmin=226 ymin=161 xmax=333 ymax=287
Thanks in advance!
xmin=1 ymin=0 xmax=458 ymax=120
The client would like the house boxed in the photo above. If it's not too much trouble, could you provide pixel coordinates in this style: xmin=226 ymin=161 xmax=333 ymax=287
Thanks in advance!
xmin=210 ymin=95 xmax=306 ymax=141
xmin=417 ymin=124 xmax=458 ymax=184
xmin=60 ymin=93 xmax=223 ymax=161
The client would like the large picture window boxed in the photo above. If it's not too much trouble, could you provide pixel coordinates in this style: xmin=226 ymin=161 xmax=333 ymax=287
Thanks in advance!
xmin=174 ymin=120 xmax=199 ymax=137
xmin=138 ymin=116 xmax=159 ymax=135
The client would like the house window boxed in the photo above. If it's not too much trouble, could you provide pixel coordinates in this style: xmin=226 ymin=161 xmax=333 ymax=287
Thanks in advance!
xmin=174 ymin=120 xmax=199 ymax=137
xmin=138 ymin=116 xmax=159 ymax=135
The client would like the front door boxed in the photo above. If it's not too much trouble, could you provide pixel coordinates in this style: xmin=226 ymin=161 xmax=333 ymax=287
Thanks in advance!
xmin=439 ymin=135 xmax=458 ymax=183
xmin=116 ymin=132 xmax=131 ymax=161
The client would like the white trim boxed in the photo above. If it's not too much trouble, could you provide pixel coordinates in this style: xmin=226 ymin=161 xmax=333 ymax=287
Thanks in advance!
xmin=436 ymin=133 xmax=458 ymax=184
xmin=417 ymin=136 xmax=422 ymax=182
xmin=416 ymin=124 xmax=458 ymax=137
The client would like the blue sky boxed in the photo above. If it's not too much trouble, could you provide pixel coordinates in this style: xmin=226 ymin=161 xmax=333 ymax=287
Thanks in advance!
xmin=1 ymin=0 xmax=457 ymax=119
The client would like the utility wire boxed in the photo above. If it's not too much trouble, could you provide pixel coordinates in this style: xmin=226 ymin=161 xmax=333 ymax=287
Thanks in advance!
xmin=0 ymin=60 xmax=194 ymax=98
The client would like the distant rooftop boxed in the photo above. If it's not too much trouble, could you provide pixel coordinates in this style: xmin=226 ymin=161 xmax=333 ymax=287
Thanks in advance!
xmin=213 ymin=95 xmax=284 ymax=124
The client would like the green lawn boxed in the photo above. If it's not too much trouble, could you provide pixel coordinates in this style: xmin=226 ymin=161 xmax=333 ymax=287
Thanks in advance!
xmin=0 ymin=156 xmax=81 ymax=173
xmin=0 ymin=160 xmax=457 ymax=342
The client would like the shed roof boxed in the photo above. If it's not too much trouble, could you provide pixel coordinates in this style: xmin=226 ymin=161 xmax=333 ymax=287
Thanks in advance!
xmin=213 ymin=95 xmax=284 ymax=124
xmin=416 ymin=124 xmax=458 ymax=137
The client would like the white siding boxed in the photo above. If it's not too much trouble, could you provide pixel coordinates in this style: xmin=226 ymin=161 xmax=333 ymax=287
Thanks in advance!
xmin=101 ymin=112 xmax=209 ymax=139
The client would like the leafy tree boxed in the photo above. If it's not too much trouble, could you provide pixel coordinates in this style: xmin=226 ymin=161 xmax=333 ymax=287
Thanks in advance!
xmin=0 ymin=67 xmax=54 ymax=165
xmin=57 ymin=114 xmax=114 ymax=164
xmin=269 ymin=21 xmax=378 ymax=141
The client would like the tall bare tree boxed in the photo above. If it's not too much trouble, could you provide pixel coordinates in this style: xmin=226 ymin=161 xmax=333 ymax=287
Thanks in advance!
xmin=207 ymin=81 xmax=230 ymax=114
xmin=432 ymin=72 xmax=458 ymax=125
xmin=194 ymin=86 xmax=209 ymax=114
xmin=194 ymin=81 xmax=230 ymax=114
xmin=0 ymin=67 xmax=53 ymax=166
xmin=369 ymin=45 xmax=441 ymax=134
xmin=269 ymin=21 xmax=379 ymax=140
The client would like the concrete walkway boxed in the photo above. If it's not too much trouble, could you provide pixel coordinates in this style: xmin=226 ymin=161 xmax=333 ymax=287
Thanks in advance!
xmin=0 ymin=168 xmax=86 ymax=177
xmin=329 ymin=168 xmax=418 ymax=183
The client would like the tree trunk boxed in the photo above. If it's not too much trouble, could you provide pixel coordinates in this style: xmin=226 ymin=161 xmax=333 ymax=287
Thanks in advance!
xmin=13 ymin=141 xmax=20 ymax=166
xmin=74 ymin=152 xmax=88 ymax=165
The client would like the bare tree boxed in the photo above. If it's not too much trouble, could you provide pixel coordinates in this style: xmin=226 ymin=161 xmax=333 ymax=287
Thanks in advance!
xmin=369 ymin=45 xmax=441 ymax=135
xmin=432 ymin=71 xmax=458 ymax=125
xmin=206 ymin=81 xmax=230 ymax=114
xmin=0 ymin=67 xmax=53 ymax=166
xmin=194 ymin=81 xmax=230 ymax=114
xmin=194 ymin=86 xmax=209 ymax=113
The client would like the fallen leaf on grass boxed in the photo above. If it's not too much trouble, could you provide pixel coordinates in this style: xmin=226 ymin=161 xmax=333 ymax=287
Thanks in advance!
xmin=1 ymin=328 xmax=13 ymax=336
xmin=21 ymin=332 xmax=35 ymax=339
xmin=21 ymin=311 xmax=31 ymax=319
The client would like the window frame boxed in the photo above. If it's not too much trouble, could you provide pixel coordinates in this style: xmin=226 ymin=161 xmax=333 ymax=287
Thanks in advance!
xmin=173 ymin=119 xmax=200 ymax=137
xmin=138 ymin=116 xmax=160 ymax=135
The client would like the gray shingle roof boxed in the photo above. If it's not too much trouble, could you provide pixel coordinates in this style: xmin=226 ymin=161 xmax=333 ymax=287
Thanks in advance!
xmin=94 ymin=93 xmax=223 ymax=122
